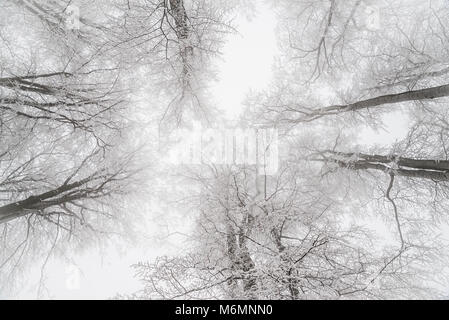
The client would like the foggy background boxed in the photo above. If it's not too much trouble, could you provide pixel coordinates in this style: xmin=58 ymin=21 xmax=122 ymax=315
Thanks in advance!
xmin=2 ymin=0 xmax=449 ymax=300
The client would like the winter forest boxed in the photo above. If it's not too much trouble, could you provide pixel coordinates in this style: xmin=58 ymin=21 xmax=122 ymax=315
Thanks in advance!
xmin=2 ymin=0 xmax=449 ymax=300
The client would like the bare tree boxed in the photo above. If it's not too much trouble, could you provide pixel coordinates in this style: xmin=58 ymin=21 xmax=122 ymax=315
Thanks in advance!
xmin=127 ymin=160 xmax=444 ymax=299
xmin=104 ymin=0 xmax=233 ymax=126
xmin=0 ymin=0 xmax=147 ymax=294
xmin=125 ymin=0 xmax=449 ymax=300
xmin=255 ymin=83 xmax=449 ymax=126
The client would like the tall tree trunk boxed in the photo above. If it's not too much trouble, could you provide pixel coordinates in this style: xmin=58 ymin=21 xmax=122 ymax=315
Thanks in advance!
xmin=0 ymin=175 xmax=99 ymax=224
xmin=316 ymin=151 xmax=449 ymax=181
xmin=291 ymin=84 xmax=449 ymax=122
xmin=271 ymin=227 xmax=299 ymax=299
xmin=168 ymin=0 xmax=193 ymax=88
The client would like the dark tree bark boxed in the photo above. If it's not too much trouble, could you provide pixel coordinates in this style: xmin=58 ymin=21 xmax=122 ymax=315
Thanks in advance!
xmin=168 ymin=0 xmax=193 ymax=88
xmin=0 ymin=174 xmax=103 ymax=224
xmin=289 ymin=84 xmax=449 ymax=123
xmin=317 ymin=150 xmax=449 ymax=181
